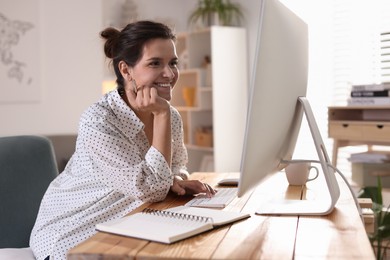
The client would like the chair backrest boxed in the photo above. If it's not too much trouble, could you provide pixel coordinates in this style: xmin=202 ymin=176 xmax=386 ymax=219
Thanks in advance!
xmin=45 ymin=134 xmax=77 ymax=172
xmin=0 ymin=135 xmax=58 ymax=248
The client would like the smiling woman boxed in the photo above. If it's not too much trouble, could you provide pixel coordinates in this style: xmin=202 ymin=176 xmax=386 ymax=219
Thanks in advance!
xmin=118 ymin=37 xmax=179 ymax=102
xmin=29 ymin=20 xmax=216 ymax=260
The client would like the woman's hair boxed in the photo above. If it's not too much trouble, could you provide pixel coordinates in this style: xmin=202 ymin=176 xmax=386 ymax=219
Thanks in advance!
xmin=100 ymin=20 xmax=176 ymax=91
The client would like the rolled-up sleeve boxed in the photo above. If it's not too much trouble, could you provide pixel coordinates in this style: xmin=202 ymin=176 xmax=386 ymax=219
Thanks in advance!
xmin=79 ymin=120 xmax=172 ymax=202
xmin=171 ymin=107 xmax=189 ymax=180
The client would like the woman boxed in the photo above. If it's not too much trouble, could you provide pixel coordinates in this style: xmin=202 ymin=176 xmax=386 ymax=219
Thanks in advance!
xmin=30 ymin=20 xmax=216 ymax=260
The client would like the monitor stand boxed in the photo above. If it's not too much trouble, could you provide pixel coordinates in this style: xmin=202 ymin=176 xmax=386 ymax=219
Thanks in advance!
xmin=256 ymin=97 xmax=340 ymax=216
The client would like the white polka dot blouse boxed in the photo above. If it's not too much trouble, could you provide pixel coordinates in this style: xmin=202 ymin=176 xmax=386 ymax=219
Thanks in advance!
xmin=30 ymin=90 xmax=189 ymax=260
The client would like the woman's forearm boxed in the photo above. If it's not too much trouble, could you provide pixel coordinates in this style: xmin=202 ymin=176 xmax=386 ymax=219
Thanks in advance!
xmin=152 ymin=111 xmax=172 ymax=167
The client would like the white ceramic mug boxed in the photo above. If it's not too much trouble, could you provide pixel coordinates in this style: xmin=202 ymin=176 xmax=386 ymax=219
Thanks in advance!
xmin=285 ymin=163 xmax=319 ymax=186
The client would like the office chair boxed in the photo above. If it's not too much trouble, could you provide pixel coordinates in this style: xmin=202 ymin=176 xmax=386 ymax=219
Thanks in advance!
xmin=0 ymin=135 xmax=58 ymax=259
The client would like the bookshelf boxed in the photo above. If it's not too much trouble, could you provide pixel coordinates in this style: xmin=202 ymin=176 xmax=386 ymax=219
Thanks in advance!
xmin=173 ymin=27 xmax=247 ymax=173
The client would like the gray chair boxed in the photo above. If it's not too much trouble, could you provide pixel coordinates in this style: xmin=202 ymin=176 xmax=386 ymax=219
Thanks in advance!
xmin=0 ymin=135 xmax=58 ymax=258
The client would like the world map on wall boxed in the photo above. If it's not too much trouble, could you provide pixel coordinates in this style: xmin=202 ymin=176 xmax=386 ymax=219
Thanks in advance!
xmin=0 ymin=12 xmax=34 ymax=84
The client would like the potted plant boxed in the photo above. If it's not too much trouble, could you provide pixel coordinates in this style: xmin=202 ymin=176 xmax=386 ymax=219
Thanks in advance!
xmin=188 ymin=0 xmax=243 ymax=27
xmin=359 ymin=177 xmax=390 ymax=260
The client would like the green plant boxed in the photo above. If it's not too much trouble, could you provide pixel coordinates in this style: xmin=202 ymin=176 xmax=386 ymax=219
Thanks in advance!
xmin=188 ymin=0 xmax=243 ymax=27
xmin=358 ymin=177 xmax=390 ymax=260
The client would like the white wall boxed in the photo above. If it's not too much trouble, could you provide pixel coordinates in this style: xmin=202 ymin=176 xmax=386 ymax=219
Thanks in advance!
xmin=0 ymin=0 xmax=257 ymax=137
xmin=0 ymin=0 xmax=103 ymax=136
xmin=239 ymin=0 xmax=262 ymax=82
xmin=102 ymin=0 xmax=197 ymax=33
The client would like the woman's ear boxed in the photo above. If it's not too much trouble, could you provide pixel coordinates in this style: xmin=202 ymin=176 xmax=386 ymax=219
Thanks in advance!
xmin=118 ymin=61 xmax=132 ymax=81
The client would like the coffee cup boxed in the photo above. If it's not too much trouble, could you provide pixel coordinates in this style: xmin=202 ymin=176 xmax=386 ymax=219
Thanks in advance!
xmin=285 ymin=163 xmax=319 ymax=186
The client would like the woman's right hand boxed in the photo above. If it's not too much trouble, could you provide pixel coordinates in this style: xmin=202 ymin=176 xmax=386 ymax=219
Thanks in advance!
xmin=126 ymin=83 xmax=172 ymax=166
xmin=128 ymin=84 xmax=170 ymax=115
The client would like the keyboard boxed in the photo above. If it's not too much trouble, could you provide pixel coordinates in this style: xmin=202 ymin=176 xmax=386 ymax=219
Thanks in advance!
xmin=184 ymin=188 xmax=237 ymax=208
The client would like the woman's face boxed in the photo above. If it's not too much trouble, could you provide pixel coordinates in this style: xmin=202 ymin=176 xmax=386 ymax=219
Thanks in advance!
xmin=131 ymin=38 xmax=179 ymax=101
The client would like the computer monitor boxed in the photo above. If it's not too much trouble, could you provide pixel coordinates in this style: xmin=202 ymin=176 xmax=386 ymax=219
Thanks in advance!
xmin=237 ymin=0 xmax=340 ymax=215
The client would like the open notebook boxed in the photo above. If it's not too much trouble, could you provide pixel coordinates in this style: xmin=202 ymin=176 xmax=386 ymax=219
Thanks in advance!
xmin=96 ymin=206 xmax=250 ymax=244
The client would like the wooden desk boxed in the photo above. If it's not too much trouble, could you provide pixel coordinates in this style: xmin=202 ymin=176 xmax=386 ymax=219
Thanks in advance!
xmin=328 ymin=106 xmax=390 ymax=166
xmin=68 ymin=172 xmax=374 ymax=259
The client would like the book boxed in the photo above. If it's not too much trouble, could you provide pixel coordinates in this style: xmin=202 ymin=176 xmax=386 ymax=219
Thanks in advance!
xmin=347 ymin=97 xmax=390 ymax=106
xmin=351 ymin=89 xmax=390 ymax=97
xmin=95 ymin=206 xmax=250 ymax=244
xmin=349 ymin=151 xmax=390 ymax=163
xmin=351 ymin=83 xmax=390 ymax=92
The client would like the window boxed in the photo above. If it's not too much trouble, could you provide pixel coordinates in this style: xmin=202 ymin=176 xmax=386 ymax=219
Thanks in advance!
xmin=282 ymin=0 xmax=390 ymax=178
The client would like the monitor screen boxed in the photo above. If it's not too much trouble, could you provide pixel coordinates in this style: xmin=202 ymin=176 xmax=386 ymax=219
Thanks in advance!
xmin=237 ymin=0 xmax=340 ymax=215
xmin=237 ymin=0 xmax=309 ymax=197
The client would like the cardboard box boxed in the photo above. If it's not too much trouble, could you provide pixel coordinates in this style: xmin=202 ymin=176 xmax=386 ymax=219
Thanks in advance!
xmin=195 ymin=130 xmax=213 ymax=147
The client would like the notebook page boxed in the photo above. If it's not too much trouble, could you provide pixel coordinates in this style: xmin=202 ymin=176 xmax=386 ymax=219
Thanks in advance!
xmin=165 ymin=206 xmax=250 ymax=226
xmin=96 ymin=211 xmax=213 ymax=244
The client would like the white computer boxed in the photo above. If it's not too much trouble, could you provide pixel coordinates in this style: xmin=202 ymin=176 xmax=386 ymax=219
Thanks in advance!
xmin=237 ymin=0 xmax=340 ymax=215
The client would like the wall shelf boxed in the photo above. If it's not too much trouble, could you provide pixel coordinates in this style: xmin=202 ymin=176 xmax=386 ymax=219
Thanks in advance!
xmin=172 ymin=26 xmax=247 ymax=173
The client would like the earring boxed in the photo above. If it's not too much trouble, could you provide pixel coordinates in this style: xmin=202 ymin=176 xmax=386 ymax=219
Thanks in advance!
xmin=131 ymin=79 xmax=138 ymax=94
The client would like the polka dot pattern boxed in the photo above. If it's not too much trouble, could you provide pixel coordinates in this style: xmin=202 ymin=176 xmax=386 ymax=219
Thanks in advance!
xmin=30 ymin=90 xmax=189 ymax=259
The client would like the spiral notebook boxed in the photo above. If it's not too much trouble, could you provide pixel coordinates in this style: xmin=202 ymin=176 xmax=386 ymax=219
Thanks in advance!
xmin=96 ymin=206 xmax=250 ymax=244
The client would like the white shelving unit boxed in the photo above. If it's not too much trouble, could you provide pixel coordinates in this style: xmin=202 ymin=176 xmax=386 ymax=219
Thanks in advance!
xmin=173 ymin=26 xmax=248 ymax=173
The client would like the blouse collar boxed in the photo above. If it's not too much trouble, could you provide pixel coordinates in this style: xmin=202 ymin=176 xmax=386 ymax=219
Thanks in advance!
xmin=107 ymin=90 xmax=144 ymax=139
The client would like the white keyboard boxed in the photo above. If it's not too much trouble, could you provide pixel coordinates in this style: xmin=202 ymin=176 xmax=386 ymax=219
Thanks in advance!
xmin=184 ymin=188 xmax=237 ymax=208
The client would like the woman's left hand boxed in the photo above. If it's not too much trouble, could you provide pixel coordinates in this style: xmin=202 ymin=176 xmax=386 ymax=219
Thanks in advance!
xmin=170 ymin=176 xmax=216 ymax=197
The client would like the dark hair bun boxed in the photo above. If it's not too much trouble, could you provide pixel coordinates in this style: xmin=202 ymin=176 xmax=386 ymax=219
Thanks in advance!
xmin=101 ymin=27 xmax=120 ymax=59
